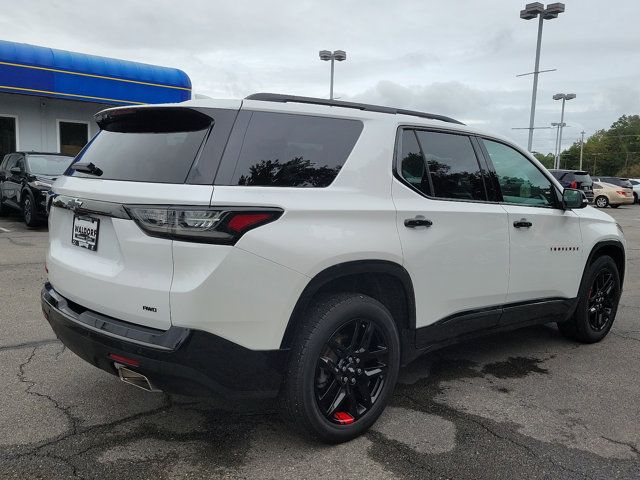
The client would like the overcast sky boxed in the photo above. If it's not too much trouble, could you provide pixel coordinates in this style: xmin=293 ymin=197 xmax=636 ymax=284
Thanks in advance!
xmin=2 ymin=0 xmax=639 ymax=153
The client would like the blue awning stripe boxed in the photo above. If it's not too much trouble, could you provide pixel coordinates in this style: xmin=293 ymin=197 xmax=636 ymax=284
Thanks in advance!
xmin=0 ymin=40 xmax=192 ymax=105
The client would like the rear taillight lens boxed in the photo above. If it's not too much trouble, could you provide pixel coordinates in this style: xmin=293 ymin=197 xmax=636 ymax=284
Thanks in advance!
xmin=125 ymin=206 xmax=282 ymax=244
xmin=616 ymin=190 xmax=626 ymax=196
xmin=569 ymin=181 xmax=578 ymax=189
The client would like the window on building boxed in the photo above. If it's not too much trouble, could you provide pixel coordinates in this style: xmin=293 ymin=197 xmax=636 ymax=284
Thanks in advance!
xmin=0 ymin=116 xmax=17 ymax=160
xmin=59 ymin=121 xmax=89 ymax=156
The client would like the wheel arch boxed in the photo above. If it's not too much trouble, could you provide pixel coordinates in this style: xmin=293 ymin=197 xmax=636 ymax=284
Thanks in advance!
xmin=280 ymin=260 xmax=417 ymax=353
xmin=585 ymin=240 xmax=625 ymax=289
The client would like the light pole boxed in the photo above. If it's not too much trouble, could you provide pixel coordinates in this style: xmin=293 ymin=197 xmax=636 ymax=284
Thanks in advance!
xmin=551 ymin=121 xmax=566 ymax=165
xmin=319 ymin=50 xmax=346 ymax=100
xmin=579 ymin=130 xmax=585 ymax=170
xmin=520 ymin=2 xmax=566 ymax=152
xmin=553 ymin=92 xmax=575 ymax=169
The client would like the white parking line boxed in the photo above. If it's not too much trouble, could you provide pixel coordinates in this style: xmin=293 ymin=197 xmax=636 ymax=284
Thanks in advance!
xmin=0 ymin=227 xmax=11 ymax=232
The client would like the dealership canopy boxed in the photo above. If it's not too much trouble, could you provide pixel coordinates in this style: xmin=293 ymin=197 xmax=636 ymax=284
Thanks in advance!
xmin=0 ymin=39 xmax=191 ymax=105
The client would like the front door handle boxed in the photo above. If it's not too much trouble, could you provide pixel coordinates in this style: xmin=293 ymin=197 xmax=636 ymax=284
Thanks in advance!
xmin=404 ymin=217 xmax=433 ymax=228
xmin=513 ymin=218 xmax=533 ymax=228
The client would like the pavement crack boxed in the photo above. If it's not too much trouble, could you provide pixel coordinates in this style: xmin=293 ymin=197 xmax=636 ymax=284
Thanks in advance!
xmin=0 ymin=338 xmax=60 ymax=352
xmin=610 ymin=331 xmax=640 ymax=343
xmin=402 ymin=393 xmax=595 ymax=480
xmin=17 ymin=346 xmax=80 ymax=439
xmin=601 ymin=436 xmax=640 ymax=457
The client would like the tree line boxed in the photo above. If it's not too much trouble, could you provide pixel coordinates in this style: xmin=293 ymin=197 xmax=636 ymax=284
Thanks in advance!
xmin=533 ymin=114 xmax=640 ymax=178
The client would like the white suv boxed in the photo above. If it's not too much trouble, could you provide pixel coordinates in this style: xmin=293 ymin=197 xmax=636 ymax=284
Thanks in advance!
xmin=42 ymin=94 xmax=625 ymax=443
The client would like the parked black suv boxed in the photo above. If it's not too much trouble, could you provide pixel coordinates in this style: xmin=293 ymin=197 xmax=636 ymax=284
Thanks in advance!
xmin=549 ymin=170 xmax=594 ymax=203
xmin=0 ymin=152 xmax=73 ymax=226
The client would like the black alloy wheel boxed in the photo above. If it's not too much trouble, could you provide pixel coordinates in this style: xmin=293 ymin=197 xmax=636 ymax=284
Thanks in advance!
xmin=586 ymin=269 xmax=617 ymax=332
xmin=558 ymin=255 xmax=620 ymax=343
xmin=22 ymin=196 xmax=33 ymax=225
xmin=281 ymin=293 xmax=400 ymax=443
xmin=315 ymin=318 xmax=389 ymax=425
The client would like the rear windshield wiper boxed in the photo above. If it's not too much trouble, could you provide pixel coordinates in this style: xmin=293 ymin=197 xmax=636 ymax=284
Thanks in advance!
xmin=71 ymin=162 xmax=103 ymax=176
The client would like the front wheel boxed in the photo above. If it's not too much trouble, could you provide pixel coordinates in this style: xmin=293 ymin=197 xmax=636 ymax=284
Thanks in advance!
xmin=595 ymin=196 xmax=608 ymax=208
xmin=558 ymin=255 xmax=621 ymax=343
xmin=281 ymin=293 xmax=400 ymax=443
xmin=22 ymin=193 xmax=39 ymax=227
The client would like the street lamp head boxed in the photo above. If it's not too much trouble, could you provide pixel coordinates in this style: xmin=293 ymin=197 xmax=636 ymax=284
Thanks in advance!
xmin=553 ymin=93 xmax=565 ymax=100
xmin=332 ymin=50 xmax=347 ymax=61
xmin=521 ymin=2 xmax=564 ymax=20
xmin=543 ymin=2 xmax=565 ymax=19
xmin=520 ymin=9 xmax=538 ymax=19
xmin=319 ymin=50 xmax=332 ymax=61
xmin=565 ymin=93 xmax=576 ymax=100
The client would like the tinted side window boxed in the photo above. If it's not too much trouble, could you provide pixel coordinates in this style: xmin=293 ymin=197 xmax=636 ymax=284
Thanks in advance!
xmin=399 ymin=130 xmax=431 ymax=195
xmin=483 ymin=139 xmax=555 ymax=207
xmin=415 ymin=131 xmax=486 ymax=201
xmin=227 ymin=112 xmax=363 ymax=187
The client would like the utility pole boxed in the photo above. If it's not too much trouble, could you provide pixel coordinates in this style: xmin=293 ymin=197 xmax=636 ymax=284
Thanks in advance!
xmin=579 ymin=131 xmax=585 ymax=170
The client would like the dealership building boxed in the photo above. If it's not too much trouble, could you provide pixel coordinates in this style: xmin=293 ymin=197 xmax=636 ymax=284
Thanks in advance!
xmin=0 ymin=39 xmax=192 ymax=159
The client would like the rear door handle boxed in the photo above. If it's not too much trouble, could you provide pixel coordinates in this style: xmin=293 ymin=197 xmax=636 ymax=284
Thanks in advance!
xmin=513 ymin=218 xmax=533 ymax=228
xmin=404 ymin=217 xmax=433 ymax=228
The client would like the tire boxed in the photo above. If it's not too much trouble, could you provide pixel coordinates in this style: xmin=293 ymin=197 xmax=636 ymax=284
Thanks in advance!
xmin=22 ymin=193 xmax=39 ymax=227
xmin=610 ymin=205 xmax=620 ymax=209
xmin=634 ymin=193 xmax=638 ymax=204
xmin=558 ymin=255 xmax=621 ymax=343
xmin=594 ymin=196 xmax=608 ymax=208
xmin=281 ymin=293 xmax=401 ymax=443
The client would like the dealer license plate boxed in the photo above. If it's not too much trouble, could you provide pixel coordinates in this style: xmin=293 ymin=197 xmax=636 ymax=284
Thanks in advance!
xmin=72 ymin=215 xmax=100 ymax=251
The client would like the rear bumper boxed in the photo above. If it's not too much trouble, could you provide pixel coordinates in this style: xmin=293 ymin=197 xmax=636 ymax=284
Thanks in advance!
xmin=41 ymin=283 xmax=287 ymax=398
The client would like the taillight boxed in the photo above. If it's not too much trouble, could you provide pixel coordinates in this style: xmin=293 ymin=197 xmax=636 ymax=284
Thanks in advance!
xmin=569 ymin=181 xmax=578 ymax=189
xmin=125 ymin=206 xmax=282 ymax=244
xmin=616 ymin=190 xmax=626 ymax=196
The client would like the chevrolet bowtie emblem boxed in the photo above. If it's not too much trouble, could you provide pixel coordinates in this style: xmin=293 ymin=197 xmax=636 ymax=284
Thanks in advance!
xmin=67 ymin=198 xmax=83 ymax=211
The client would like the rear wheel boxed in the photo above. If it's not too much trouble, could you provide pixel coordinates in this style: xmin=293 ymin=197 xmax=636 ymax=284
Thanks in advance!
xmin=22 ymin=193 xmax=39 ymax=227
xmin=281 ymin=293 xmax=400 ymax=443
xmin=558 ymin=255 xmax=621 ymax=343
xmin=634 ymin=192 xmax=638 ymax=204
xmin=610 ymin=204 xmax=620 ymax=208
xmin=595 ymin=196 xmax=608 ymax=208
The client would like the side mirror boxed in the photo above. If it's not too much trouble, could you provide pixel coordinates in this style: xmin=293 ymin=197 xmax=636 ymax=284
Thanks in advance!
xmin=10 ymin=166 xmax=21 ymax=175
xmin=563 ymin=188 xmax=588 ymax=209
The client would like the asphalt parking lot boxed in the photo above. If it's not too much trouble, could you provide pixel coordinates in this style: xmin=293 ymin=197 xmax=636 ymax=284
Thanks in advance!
xmin=0 ymin=206 xmax=639 ymax=480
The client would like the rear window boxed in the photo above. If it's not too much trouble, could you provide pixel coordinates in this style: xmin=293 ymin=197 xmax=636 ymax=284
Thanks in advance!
xmin=223 ymin=112 xmax=363 ymax=187
xmin=572 ymin=173 xmax=592 ymax=185
xmin=67 ymin=108 xmax=212 ymax=184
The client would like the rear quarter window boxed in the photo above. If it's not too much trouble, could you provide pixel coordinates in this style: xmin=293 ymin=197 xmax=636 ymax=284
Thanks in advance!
xmin=218 ymin=111 xmax=363 ymax=187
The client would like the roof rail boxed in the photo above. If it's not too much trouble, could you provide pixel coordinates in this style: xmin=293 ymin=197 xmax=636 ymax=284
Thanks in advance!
xmin=245 ymin=93 xmax=465 ymax=125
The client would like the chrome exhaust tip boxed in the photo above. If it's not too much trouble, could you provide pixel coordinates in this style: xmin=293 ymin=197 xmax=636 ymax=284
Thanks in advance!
xmin=114 ymin=363 xmax=162 ymax=392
